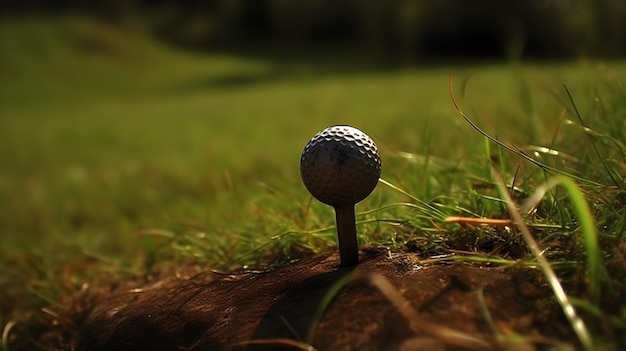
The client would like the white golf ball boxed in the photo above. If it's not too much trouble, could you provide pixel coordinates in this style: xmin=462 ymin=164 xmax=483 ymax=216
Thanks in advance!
xmin=300 ymin=125 xmax=381 ymax=207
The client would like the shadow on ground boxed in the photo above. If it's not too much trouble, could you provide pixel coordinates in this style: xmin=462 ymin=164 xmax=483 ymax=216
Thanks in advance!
xmin=76 ymin=247 xmax=575 ymax=350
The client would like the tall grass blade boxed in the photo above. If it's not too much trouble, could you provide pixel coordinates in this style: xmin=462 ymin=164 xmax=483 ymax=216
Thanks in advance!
xmin=368 ymin=273 xmax=492 ymax=350
xmin=491 ymin=169 xmax=594 ymax=351
xmin=520 ymin=176 xmax=609 ymax=305
xmin=552 ymin=177 xmax=608 ymax=304
xmin=563 ymin=84 xmax=621 ymax=188
xmin=448 ymin=75 xmax=606 ymax=188
xmin=305 ymin=272 xmax=353 ymax=343
xmin=378 ymin=178 xmax=446 ymax=220
xmin=1 ymin=320 xmax=16 ymax=351
xmin=236 ymin=338 xmax=317 ymax=350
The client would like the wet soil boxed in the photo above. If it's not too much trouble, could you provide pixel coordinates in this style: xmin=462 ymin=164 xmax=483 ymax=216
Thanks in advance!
xmin=76 ymin=247 xmax=576 ymax=350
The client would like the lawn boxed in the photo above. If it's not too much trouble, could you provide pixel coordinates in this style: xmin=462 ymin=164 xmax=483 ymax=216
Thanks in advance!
xmin=1 ymin=16 xmax=625 ymax=350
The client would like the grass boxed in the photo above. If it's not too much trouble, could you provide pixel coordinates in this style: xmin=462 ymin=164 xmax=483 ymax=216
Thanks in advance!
xmin=0 ymin=15 xmax=625 ymax=350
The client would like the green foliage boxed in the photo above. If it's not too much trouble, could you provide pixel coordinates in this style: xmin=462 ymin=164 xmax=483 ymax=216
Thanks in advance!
xmin=449 ymin=76 xmax=625 ymax=349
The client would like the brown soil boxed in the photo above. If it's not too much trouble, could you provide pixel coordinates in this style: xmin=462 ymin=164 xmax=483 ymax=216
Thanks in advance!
xmin=76 ymin=247 xmax=576 ymax=351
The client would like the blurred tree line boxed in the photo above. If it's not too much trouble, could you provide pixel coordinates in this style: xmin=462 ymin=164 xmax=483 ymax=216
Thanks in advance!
xmin=2 ymin=0 xmax=625 ymax=60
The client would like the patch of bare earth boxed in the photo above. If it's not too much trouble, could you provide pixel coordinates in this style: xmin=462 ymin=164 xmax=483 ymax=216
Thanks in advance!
xmin=71 ymin=247 xmax=575 ymax=350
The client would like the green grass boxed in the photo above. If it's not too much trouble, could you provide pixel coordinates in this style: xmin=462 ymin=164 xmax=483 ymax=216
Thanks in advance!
xmin=1 ymin=15 xmax=625 ymax=350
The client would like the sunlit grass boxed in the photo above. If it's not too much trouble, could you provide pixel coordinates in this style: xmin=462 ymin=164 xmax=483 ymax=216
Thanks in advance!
xmin=447 ymin=77 xmax=622 ymax=349
xmin=0 ymin=15 xmax=625 ymax=350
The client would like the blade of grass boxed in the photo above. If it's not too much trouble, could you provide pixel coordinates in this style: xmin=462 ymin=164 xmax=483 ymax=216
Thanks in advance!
xmin=549 ymin=177 xmax=607 ymax=304
xmin=491 ymin=168 xmax=594 ymax=351
xmin=449 ymin=74 xmax=606 ymax=188
xmin=368 ymin=273 xmax=492 ymax=350
xmin=563 ymin=84 xmax=620 ymax=188
xmin=236 ymin=338 xmax=317 ymax=350
xmin=519 ymin=177 xmax=609 ymax=305
xmin=1 ymin=320 xmax=16 ymax=351
xmin=305 ymin=272 xmax=354 ymax=343
xmin=378 ymin=178 xmax=446 ymax=220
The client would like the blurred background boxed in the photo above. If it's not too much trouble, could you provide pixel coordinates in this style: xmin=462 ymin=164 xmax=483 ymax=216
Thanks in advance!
xmin=1 ymin=0 xmax=625 ymax=61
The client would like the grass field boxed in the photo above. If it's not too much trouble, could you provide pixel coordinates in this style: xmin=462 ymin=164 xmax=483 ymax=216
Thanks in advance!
xmin=1 ymin=16 xmax=625 ymax=350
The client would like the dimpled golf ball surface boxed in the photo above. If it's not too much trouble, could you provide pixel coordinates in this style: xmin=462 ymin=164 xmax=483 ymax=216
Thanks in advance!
xmin=301 ymin=125 xmax=381 ymax=207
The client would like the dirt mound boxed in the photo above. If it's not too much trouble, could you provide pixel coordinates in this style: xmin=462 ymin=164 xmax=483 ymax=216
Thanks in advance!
xmin=76 ymin=247 xmax=575 ymax=350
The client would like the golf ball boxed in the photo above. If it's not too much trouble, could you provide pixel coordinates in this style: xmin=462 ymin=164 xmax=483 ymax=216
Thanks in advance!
xmin=300 ymin=125 xmax=381 ymax=207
